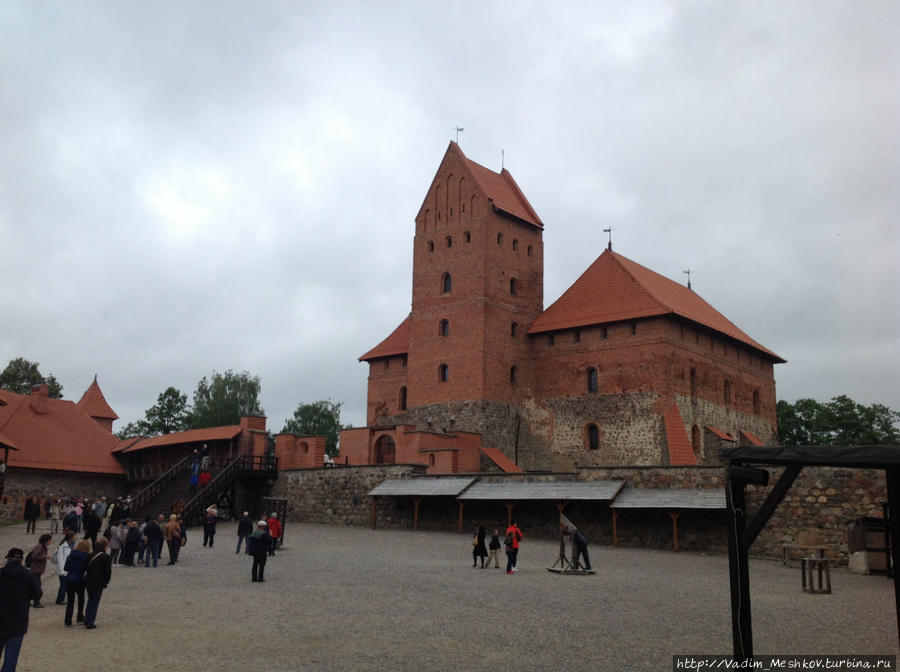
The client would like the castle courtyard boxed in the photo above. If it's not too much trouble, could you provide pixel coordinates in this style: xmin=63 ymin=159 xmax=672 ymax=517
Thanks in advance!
xmin=2 ymin=520 xmax=897 ymax=671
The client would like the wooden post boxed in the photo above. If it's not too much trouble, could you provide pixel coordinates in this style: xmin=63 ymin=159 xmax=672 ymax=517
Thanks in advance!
xmin=669 ymin=511 xmax=681 ymax=552
xmin=505 ymin=501 xmax=515 ymax=528
xmin=371 ymin=497 xmax=378 ymax=530
xmin=726 ymin=464 xmax=752 ymax=660
xmin=885 ymin=467 xmax=900 ymax=649
xmin=556 ymin=501 xmax=566 ymax=528
xmin=412 ymin=497 xmax=421 ymax=532
xmin=458 ymin=501 xmax=465 ymax=534
xmin=612 ymin=510 xmax=620 ymax=547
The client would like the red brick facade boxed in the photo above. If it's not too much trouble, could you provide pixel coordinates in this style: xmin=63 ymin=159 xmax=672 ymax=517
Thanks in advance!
xmin=341 ymin=143 xmax=783 ymax=472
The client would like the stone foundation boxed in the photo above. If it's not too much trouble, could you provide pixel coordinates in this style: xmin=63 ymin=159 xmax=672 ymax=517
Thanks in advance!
xmin=0 ymin=468 xmax=125 ymax=522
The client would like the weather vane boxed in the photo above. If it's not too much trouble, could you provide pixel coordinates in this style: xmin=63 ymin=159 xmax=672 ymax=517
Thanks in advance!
xmin=455 ymin=125 xmax=464 ymax=143
xmin=683 ymin=269 xmax=692 ymax=290
xmin=603 ymin=227 xmax=614 ymax=251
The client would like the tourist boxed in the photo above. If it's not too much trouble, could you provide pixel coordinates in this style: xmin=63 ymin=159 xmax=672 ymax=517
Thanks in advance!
xmin=487 ymin=529 xmax=501 ymax=569
xmin=63 ymin=539 xmax=91 ymax=626
xmin=92 ymin=497 xmax=108 ymax=531
xmin=472 ymin=525 xmax=487 ymax=568
xmin=198 ymin=470 xmax=212 ymax=491
xmin=23 ymin=498 xmax=40 ymax=535
xmin=122 ymin=521 xmax=140 ymax=567
xmin=52 ymin=531 xmax=75 ymax=604
xmin=62 ymin=506 xmax=79 ymax=535
xmin=569 ymin=529 xmax=591 ymax=571
xmin=266 ymin=512 xmax=281 ymax=556
xmin=49 ymin=498 xmax=62 ymax=534
xmin=109 ymin=521 xmax=126 ymax=566
xmin=505 ymin=521 xmax=523 ymax=574
xmin=202 ymin=506 xmax=217 ymax=548
xmin=26 ymin=534 xmax=51 ymax=608
xmin=236 ymin=512 xmax=252 ymax=554
xmin=189 ymin=471 xmax=199 ymax=495
xmin=143 ymin=517 xmax=163 ymax=568
xmin=0 ymin=548 xmax=42 ymax=672
xmin=164 ymin=515 xmax=182 ymax=564
xmin=200 ymin=443 xmax=211 ymax=471
xmin=82 ymin=508 xmax=101 ymax=545
xmin=83 ymin=537 xmax=111 ymax=629
xmin=154 ymin=515 xmax=166 ymax=560
xmin=249 ymin=521 xmax=270 ymax=583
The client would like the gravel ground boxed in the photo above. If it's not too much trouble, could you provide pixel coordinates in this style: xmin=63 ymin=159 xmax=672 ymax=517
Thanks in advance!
xmin=2 ymin=519 xmax=897 ymax=671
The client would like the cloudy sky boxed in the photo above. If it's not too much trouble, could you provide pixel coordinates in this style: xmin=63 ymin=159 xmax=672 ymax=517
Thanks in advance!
xmin=1 ymin=2 xmax=897 ymax=432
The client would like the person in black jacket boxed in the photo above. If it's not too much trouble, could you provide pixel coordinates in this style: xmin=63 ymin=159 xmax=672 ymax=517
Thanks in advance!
xmin=23 ymin=498 xmax=41 ymax=534
xmin=143 ymin=518 xmax=163 ymax=568
xmin=1 ymin=547 xmax=42 ymax=670
xmin=236 ymin=512 xmax=253 ymax=554
xmin=249 ymin=521 xmax=271 ymax=583
xmin=82 ymin=510 xmax=101 ymax=545
xmin=83 ymin=538 xmax=112 ymax=629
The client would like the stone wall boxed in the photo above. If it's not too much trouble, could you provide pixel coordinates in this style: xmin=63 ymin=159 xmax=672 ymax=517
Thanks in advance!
xmin=0 ymin=468 xmax=125 ymax=522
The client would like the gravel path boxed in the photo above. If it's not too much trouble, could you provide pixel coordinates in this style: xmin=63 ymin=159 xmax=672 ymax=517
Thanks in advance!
xmin=2 ymin=520 xmax=897 ymax=671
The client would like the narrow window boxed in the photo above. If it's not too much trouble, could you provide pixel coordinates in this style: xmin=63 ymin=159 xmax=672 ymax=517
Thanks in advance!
xmin=464 ymin=231 xmax=471 ymax=243
xmin=574 ymin=331 xmax=581 ymax=344
xmin=510 ymin=366 xmax=518 ymax=385
xmin=753 ymin=390 xmax=760 ymax=415
xmin=449 ymin=207 xmax=453 ymax=217
xmin=439 ymin=319 xmax=449 ymax=337
xmin=527 ymin=245 xmax=533 ymax=257
xmin=428 ymin=241 xmax=434 ymax=252
xmin=587 ymin=367 xmax=598 ymax=394
xmin=587 ymin=424 xmax=599 ymax=451
xmin=548 ymin=333 xmax=555 ymax=347
xmin=510 ymin=277 xmax=518 ymax=296
xmin=690 ymin=368 xmax=697 ymax=396
xmin=512 ymin=239 xmax=519 ymax=251
xmin=401 ymin=356 xmax=407 ymax=368
xmin=384 ymin=359 xmax=390 ymax=371
xmin=692 ymin=425 xmax=701 ymax=457
xmin=497 ymin=233 xmax=503 ymax=245
xmin=441 ymin=272 xmax=451 ymax=294
xmin=429 ymin=454 xmax=435 ymax=467
xmin=438 ymin=364 xmax=448 ymax=382
xmin=399 ymin=386 xmax=407 ymax=411
xmin=601 ymin=326 xmax=608 ymax=340
xmin=511 ymin=322 xmax=519 ymax=338
xmin=724 ymin=379 xmax=732 ymax=404
xmin=631 ymin=322 xmax=637 ymax=336
xmin=446 ymin=236 xmax=452 ymax=248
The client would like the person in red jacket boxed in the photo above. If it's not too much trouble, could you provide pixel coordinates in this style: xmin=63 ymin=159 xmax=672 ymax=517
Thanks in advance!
xmin=504 ymin=522 xmax=523 ymax=574
xmin=266 ymin=513 xmax=282 ymax=556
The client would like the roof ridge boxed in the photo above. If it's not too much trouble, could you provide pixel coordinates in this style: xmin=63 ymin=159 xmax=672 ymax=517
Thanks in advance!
xmin=607 ymin=250 xmax=669 ymax=312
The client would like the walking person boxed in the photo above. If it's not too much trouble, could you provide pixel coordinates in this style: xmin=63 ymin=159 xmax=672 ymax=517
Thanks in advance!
xmin=26 ymin=534 xmax=52 ymax=608
xmin=23 ymin=498 xmax=40 ymax=535
xmin=63 ymin=539 xmax=91 ymax=626
xmin=202 ymin=507 xmax=217 ymax=548
xmin=505 ymin=521 xmax=523 ymax=574
xmin=236 ymin=512 xmax=252 ymax=554
xmin=143 ymin=517 xmax=162 ymax=568
xmin=0 ymin=548 xmax=42 ymax=672
xmin=49 ymin=498 xmax=62 ymax=535
xmin=122 ymin=521 xmax=140 ymax=567
xmin=52 ymin=531 xmax=75 ymax=604
xmin=487 ymin=529 xmax=502 ymax=569
xmin=249 ymin=521 xmax=270 ymax=583
xmin=266 ymin=513 xmax=281 ymax=556
xmin=83 ymin=538 xmax=111 ymax=629
xmin=164 ymin=515 xmax=182 ymax=565
xmin=109 ymin=522 xmax=126 ymax=567
xmin=82 ymin=508 xmax=101 ymax=545
xmin=472 ymin=525 xmax=488 ymax=568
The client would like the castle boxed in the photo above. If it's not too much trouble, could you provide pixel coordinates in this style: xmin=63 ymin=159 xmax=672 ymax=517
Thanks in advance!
xmin=338 ymin=142 xmax=784 ymax=473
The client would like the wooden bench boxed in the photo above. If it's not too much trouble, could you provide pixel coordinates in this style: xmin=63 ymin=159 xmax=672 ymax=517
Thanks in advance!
xmin=801 ymin=556 xmax=832 ymax=594
xmin=782 ymin=531 xmax=828 ymax=567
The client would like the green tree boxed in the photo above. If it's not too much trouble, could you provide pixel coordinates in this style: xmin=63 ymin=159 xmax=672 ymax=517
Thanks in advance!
xmin=777 ymin=395 xmax=900 ymax=446
xmin=190 ymin=370 xmax=264 ymax=429
xmin=115 ymin=387 xmax=191 ymax=439
xmin=115 ymin=421 xmax=146 ymax=440
xmin=282 ymin=399 xmax=344 ymax=457
xmin=0 ymin=357 xmax=63 ymax=398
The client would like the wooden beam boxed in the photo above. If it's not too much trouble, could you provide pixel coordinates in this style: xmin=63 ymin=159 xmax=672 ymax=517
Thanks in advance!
xmin=886 ymin=468 xmax=900 ymax=650
xmin=612 ymin=510 xmax=619 ymax=547
xmin=370 ymin=497 xmax=377 ymax=530
xmin=412 ymin=497 xmax=421 ymax=532
xmin=669 ymin=511 xmax=681 ymax=552
xmin=504 ymin=501 xmax=515 ymax=528
xmin=742 ymin=464 xmax=802 ymax=549
xmin=458 ymin=500 xmax=465 ymax=534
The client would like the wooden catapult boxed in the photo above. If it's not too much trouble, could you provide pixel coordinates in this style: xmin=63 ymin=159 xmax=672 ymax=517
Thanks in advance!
xmin=547 ymin=513 xmax=596 ymax=575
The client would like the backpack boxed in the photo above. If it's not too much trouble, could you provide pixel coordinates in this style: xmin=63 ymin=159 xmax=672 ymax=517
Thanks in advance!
xmin=504 ymin=532 xmax=514 ymax=548
xmin=25 ymin=550 xmax=33 ymax=568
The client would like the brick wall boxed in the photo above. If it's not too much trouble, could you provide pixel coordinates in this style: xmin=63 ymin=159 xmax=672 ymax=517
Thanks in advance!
xmin=274 ymin=434 xmax=326 ymax=470
xmin=0 ymin=468 xmax=125 ymax=522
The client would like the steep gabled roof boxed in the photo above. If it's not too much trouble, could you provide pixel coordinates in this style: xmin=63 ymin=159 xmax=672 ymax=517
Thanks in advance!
xmin=116 ymin=425 xmax=242 ymax=454
xmin=76 ymin=377 xmax=119 ymax=420
xmin=0 ymin=389 xmax=123 ymax=474
xmin=359 ymin=315 xmax=410 ymax=362
xmin=529 ymin=249 xmax=784 ymax=362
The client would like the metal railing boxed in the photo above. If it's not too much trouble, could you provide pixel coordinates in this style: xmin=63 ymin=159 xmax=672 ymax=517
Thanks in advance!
xmin=129 ymin=454 xmax=193 ymax=513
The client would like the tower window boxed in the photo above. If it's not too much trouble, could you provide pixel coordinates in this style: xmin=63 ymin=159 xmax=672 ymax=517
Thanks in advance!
xmin=510 ymin=277 xmax=518 ymax=296
xmin=753 ymin=389 xmax=760 ymax=415
xmin=724 ymin=379 xmax=732 ymax=404
xmin=527 ymin=245 xmax=533 ymax=257
xmin=548 ymin=334 xmax=555 ymax=347
xmin=586 ymin=424 xmax=600 ymax=451
xmin=439 ymin=319 xmax=449 ymax=337
xmin=512 ymin=239 xmax=519 ymax=251
xmin=441 ymin=272 xmax=451 ymax=294
xmin=428 ymin=241 xmax=434 ymax=252
xmin=438 ymin=364 xmax=448 ymax=382
xmin=510 ymin=366 xmax=518 ymax=385
xmin=384 ymin=359 xmax=390 ymax=370
xmin=399 ymin=386 xmax=407 ymax=411
xmin=692 ymin=425 xmax=701 ymax=457
xmin=601 ymin=326 xmax=608 ymax=340
xmin=497 ymin=233 xmax=503 ymax=245
xmin=446 ymin=236 xmax=452 ymax=248
xmin=690 ymin=368 xmax=697 ymax=396
xmin=631 ymin=322 xmax=637 ymax=336
xmin=587 ymin=367 xmax=598 ymax=394
xmin=464 ymin=231 xmax=471 ymax=243
xmin=511 ymin=322 xmax=519 ymax=338
xmin=574 ymin=331 xmax=581 ymax=344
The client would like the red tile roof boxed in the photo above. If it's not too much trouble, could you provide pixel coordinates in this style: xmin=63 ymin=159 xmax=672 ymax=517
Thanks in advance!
xmin=76 ymin=378 xmax=119 ymax=420
xmin=705 ymin=425 xmax=735 ymax=441
xmin=116 ymin=425 xmax=243 ymax=454
xmin=359 ymin=315 xmax=411 ymax=362
xmin=455 ymin=144 xmax=543 ymax=229
xmin=528 ymin=250 xmax=784 ymax=362
xmin=480 ymin=446 xmax=523 ymax=474
xmin=663 ymin=403 xmax=698 ymax=466
xmin=0 ymin=389 xmax=123 ymax=474
xmin=739 ymin=430 xmax=764 ymax=446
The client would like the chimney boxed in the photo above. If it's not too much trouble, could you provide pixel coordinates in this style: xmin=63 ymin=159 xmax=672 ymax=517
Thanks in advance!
xmin=30 ymin=384 xmax=49 ymax=414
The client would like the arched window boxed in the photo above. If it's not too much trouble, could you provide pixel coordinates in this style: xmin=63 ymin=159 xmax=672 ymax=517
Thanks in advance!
xmin=587 ymin=367 xmax=598 ymax=394
xmin=497 ymin=232 xmax=503 ymax=245
xmin=445 ymin=236 xmax=452 ymax=248
xmin=724 ymin=379 xmax=732 ymax=404
xmin=753 ymin=390 xmax=760 ymax=415
xmin=441 ymin=272 xmax=451 ymax=294
xmin=691 ymin=425 xmax=701 ymax=457
xmin=438 ymin=364 xmax=448 ymax=382
xmin=586 ymin=424 xmax=600 ymax=451
xmin=510 ymin=366 xmax=518 ymax=385
xmin=511 ymin=322 xmax=519 ymax=338
xmin=527 ymin=245 xmax=533 ymax=257
xmin=439 ymin=319 xmax=449 ymax=337
xmin=690 ymin=368 xmax=697 ymax=396
xmin=510 ymin=277 xmax=518 ymax=296
xmin=375 ymin=435 xmax=396 ymax=464
xmin=429 ymin=454 xmax=435 ymax=467
xmin=399 ymin=386 xmax=407 ymax=411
